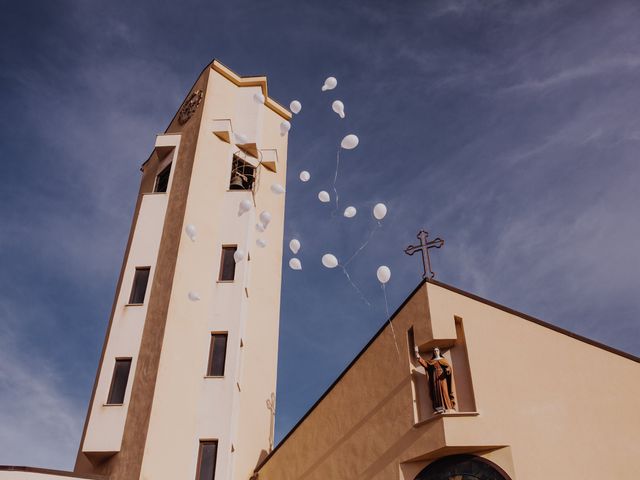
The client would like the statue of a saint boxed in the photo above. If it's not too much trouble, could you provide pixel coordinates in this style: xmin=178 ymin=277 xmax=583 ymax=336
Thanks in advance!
xmin=415 ymin=346 xmax=455 ymax=414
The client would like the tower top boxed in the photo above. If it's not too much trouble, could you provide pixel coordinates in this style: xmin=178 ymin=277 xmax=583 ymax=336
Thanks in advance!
xmin=208 ymin=60 xmax=292 ymax=121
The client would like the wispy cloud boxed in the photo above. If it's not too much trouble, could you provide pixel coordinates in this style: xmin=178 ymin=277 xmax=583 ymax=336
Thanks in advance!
xmin=502 ymin=55 xmax=640 ymax=92
xmin=2 ymin=0 xmax=640 ymax=459
xmin=0 ymin=299 xmax=84 ymax=470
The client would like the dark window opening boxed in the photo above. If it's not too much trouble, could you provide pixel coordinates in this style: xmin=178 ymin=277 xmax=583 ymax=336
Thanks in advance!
xmin=196 ymin=441 xmax=218 ymax=480
xmin=207 ymin=333 xmax=228 ymax=377
xmin=155 ymin=163 xmax=172 ymax=193
xmin=219 ymin=246 xmax=237 ymax=282
xmin=129 ymin=267 xmax=150 ymax=304
xmin=107 ymin=358 xmax=132 ymax=405
xmin=229 ymin=156 xmax=255 ymax=190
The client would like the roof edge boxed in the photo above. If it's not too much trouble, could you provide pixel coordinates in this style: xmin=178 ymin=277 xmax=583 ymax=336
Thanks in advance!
xmin=255 ymin=279 xmax=428 ymax=472
xmin=257 ymin=277 xmax=639 ymax=472
xmin=141 ymin=58 xmax=291 ymax=169
xmin=0 ymin=465 xmax=106 ymax=480
xmin=428 ymin=279 xmax=639 ymax=364
xmin=211 ymin=60 xmax=292 ymax=120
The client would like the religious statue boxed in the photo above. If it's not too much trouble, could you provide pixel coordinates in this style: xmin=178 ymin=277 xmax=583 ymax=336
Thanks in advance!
xmin=415 ymin=346 xmax=456 ymax=414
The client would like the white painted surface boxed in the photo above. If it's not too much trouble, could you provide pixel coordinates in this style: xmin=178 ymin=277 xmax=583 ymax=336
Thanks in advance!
xmin=139 ymin=67 xmax=287 ymax=480
xmin=0 ymin=472 xmax=94 ymax=480
xmin=82 ymin=176 xmax=173 ymax=454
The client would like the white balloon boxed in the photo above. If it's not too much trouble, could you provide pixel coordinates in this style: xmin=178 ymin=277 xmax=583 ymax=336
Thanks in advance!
xmin=318 ymin=191 xmax=330 ymax=203
xmin=332 ymin=100 xmax=345 ymax=118
xmin=289 ymin=238 xmax=301 ymax=254
xmin=188 ymin=291 xmax=201 ymax=302
xmin=280 ymin=121 xmax=291 ymax=136
xmin=233 ymin=249 xmax=245 ymax=262
xmin=234 ymin=132 xmax=248 ymax=144
xmin=271 ymin=183 xmax=286 ymax=195
xmin=256 ymin=238 xmax=267 ymax=248
xmin=289 ymin=258 xmax=302 ymax=270
xmin=254 ymin=92 xmax=265 ymax=103
xmin=290 ymin=100 xmax=302 ymax=114
xmin=340 ymin=134 xmax=359 ymax=150
xmin=376 ymin=265 xmax=391 ymax=284
xmin=238 ymin=199 xmax=252 ymax=216
xmin=373 ymin=203 xmax=387 ymax=220
xmin=343 ymin=206 xmax=357 ymax=218
xmin=256 ymin=223 xmax=266 ymax=232
xmin=299 ymin=170 xmax=311 ymax=182
xmin=321 ymin=76 xmax=337 ymax=91
xmin=321 ymin=253 xmax=339 ymax=268
xmin=185 ymin=224 xmax=197 ymax=241
xmin=259 ymin=211 xmax=272 ymax=226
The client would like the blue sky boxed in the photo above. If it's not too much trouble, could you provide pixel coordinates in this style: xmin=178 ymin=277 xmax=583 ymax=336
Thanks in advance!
xmin=1 ymin=0 xmax=639 ymax=470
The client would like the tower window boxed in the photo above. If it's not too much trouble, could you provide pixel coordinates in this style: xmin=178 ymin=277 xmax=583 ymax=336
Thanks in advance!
xmin=129 ymin=267 xmax=151 ymax=304
xmin=196 ymin=440 xmax=218 ymax=480
xmin=229 ymin=155 xmax=255 ymax=190
xmin=218 ymin=246 xmax=237 ymax=282
xmin=207 ymin=333 xmax=228 ymax=377
xmin=107 ymin=358 xmax=132 ymax=405
xmin=155 ymin=163 xmax=172 ymax=193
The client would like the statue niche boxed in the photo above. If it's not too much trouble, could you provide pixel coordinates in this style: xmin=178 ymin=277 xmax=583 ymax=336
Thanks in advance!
xmin=414 ymin=346 xmax=455 ymax=414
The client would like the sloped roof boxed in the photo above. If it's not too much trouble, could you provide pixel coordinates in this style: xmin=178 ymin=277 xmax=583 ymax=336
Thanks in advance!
xmin=256 ymin=278 xmax=639 ymax=472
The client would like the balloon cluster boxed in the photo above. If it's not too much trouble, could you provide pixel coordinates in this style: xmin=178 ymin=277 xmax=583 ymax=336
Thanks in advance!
xmin=285 ymin=74 xmax=393 ymax=293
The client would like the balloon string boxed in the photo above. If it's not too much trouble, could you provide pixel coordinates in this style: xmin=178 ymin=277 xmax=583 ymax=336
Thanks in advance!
xmin=344 ymin=221 xmax=381 ymax=267
xmin=332 ymin=148 xmax=341 ymax=214
xmin=383 ymin=284 xmax=401 ymax=360
xmin=340 ymin=265 xmax=371 ymax=307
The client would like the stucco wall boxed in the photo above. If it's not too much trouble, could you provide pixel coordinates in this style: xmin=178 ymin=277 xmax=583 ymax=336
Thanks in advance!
xmin=426 ymin=281 xmax=640 ymax=479
xmin=257 ymin=281 xmax=640 ymax=480
xmin=257 ymin=284 xmax=449 ymax=479
xmin=139 ymin=66 xmax=287 ymax=480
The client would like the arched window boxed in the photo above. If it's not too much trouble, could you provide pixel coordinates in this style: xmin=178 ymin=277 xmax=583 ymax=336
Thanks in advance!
xmin=415 ymin=454 xmax=511 ymax=480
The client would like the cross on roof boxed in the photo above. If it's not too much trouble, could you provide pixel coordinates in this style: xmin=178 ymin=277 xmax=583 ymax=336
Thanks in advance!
xmin=404 ymin=229 xmax=444 ymax=279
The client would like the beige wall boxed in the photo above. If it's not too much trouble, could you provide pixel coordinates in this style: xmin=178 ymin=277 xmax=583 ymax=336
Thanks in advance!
xmin=135 ymin=65 xmax=288 ymax=480
xmin=256 ymin=281 xmax=640 ymax=480
xmin=426 ymin=281 xmax=640 ymax=479
xmin=82 ymin=136 xmax=178 ymax=457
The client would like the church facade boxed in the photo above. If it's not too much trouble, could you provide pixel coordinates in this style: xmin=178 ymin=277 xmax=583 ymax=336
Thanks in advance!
xmin=0 ymin=61 xmax=638 ymax=480
xmin=254 ymin=279 xmax=640 ymax=479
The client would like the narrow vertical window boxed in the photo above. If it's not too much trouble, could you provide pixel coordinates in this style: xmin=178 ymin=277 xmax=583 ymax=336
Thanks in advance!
xmin=218 ymin=246 xmax=237 ymax=282
xmin=129 ymin=267 xmax=150 ymax=304
xmin=207 ymin=333 xmax=228 ymax=377
xmin=107 ymin=358 xmax=132 ymax=405
xmin=155 ymin=163 xmax=172 ymax=193
xmin=196 ymin=441 xmax=218 ymax=480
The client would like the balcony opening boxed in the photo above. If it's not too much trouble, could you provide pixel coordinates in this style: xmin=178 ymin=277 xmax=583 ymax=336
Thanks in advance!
xmin=229 ymin=155 xmax=255 ymax=191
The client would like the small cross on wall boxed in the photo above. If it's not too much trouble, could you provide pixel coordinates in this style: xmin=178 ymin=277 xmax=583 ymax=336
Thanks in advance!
xmin=404 ymin=229 xmax=444 ymax=279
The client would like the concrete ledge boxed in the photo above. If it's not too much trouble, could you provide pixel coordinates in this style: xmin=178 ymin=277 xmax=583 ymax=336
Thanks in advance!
xmin=414 ymin=411 xmax=480 ymax=428
xmin=0 ymin=466 xmax=106 ymax=480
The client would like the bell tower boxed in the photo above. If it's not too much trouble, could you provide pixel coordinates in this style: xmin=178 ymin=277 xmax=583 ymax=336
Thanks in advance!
xmin=74 ymin=60 xmax=290 ymax=480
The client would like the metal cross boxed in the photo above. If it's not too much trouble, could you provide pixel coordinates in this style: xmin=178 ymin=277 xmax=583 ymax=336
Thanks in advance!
xmin=404 ymin=230 xmax=444 ymax=279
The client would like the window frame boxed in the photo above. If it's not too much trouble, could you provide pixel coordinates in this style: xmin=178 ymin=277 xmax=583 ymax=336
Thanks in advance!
xmin=195 ymin=440 xmax=218 ymax=480
xmin=217 ymin=245 xmax=237 ymax=283
xmin=106 ymin=357 xmax=132 ymax=406
xmin=154 ymin=162 xmax=172 ymax=193
xmin=128 ymin=266 xmax=151 ymax=305
xmin=206 ymin=332 xmax=228 ymax=378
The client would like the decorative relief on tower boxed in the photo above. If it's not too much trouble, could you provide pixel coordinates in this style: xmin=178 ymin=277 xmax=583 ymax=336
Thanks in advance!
xmin=178 ymin=89 xmax=203 ymax=124
xmin=266 ymin=392 xmax=276 ymax=452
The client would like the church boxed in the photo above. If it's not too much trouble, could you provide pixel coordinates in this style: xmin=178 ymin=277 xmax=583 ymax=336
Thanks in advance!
xmin=1 ymin=60 xmax=638 ymax=480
